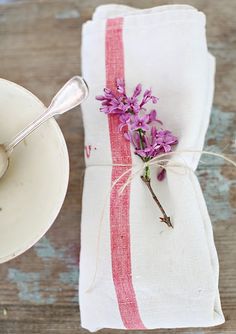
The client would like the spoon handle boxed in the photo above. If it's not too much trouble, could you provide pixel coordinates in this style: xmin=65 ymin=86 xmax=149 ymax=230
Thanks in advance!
xmin=5 ymin=110 xmax=53 ymax=153
xmin=4 ymin=76 xmax=88 ymax=153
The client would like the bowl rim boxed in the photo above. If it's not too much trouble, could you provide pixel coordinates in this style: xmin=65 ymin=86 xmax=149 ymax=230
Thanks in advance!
xmin=0 ymin=78 xmax=70 ymax=263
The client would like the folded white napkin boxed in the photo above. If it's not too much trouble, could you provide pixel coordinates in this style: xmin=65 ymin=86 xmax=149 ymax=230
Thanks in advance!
xmin=79 ymin=4 xmax=225 ymax=331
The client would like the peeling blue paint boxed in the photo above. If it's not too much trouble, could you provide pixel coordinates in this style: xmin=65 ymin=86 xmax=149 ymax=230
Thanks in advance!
xmin=59 ymin=265 xmax=78 ymax=285
xmin=197 ymin=105 xmax=236 ymax=223
xmin=34 ymin=236 xmax=64 ymax=260
xmin=55 ymin=9 xmax=80 ymax=20
xmin=203 ymin=105 xmax=236 ymax=165
xmin=7 ymin=237 xmax=79 ymax=303
xmin=0 ymin=0 xmax=18 ymax=4
xmin=207 ymin=106 xmax=235 ymax=144
xmin=59 ymin=266 xmax=78 ymax=303
xmin=35 ymin=237 xmax=78 ymax=299
xmin=8 ymin=268 xmax=56 ymax=304
xmin=34 ymin=237 xmax=79 ymax=280
xmin=197 ymin=168 xmax=236 ymax=223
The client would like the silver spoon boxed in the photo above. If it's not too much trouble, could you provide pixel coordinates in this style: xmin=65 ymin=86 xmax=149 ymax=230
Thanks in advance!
xmin=0 ymin=76 xmax=88 ymax=179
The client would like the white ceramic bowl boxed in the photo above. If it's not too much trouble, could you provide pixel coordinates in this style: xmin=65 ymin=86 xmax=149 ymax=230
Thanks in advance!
xmin=0 ymin=78 xmax=69 ymax=263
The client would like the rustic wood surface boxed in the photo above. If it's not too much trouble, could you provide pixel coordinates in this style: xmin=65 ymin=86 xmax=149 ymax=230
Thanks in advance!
xmin=0 ymin=0 xmax=235 ymax=333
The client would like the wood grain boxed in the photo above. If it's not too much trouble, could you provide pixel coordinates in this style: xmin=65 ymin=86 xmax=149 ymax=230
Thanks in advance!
xmin=0 ymin=0 xmax=235 ymax=333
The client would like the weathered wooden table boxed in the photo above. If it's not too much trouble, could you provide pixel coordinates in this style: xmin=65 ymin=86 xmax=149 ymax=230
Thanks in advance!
xmin=0 ymin=0 xmax=235 ymax=333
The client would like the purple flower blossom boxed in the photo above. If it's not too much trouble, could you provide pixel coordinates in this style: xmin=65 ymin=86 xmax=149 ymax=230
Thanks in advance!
xmin=131 ymin=115 xmax=150 ymax=131
xmin=140 ymin=89 xmax=158 ymax=107
xmin=134 ymin=132 xmax=156 ymax=159
xmin=97 ymin=93 xmax=128 ymax=114
xmin=96 ymin=78 xmax=178 ymax=181
xmin=133 ymin=83 xmax=142 ymax=98
xmin=119 ymin=113 xmax=131 ymax=131
xmin=154 ymin=130 xmax=178 ymax=153
xmin=123 ymin=83 xmax=143 ymax=113
xmin=116 ymin=78 xmax=126 ymax=94
xmin=133 ymin=128 xmax=178 ymax=159
xmin=157 ymin=168 xmax=166 ymax=181
xmin=135 ymin=144 xmax=155 ymax=159
xmin=125 ymin=130 xmax=141 ymax=147
xmin=147 ymin=109 xmax=163 ymax=125
xmin=110 ymin=96 xmax=129 ymax=113
xmin=96 ymin=95 xmax=106 ymax=101
xmin=125 ymin=96 xmax=140 ymax=113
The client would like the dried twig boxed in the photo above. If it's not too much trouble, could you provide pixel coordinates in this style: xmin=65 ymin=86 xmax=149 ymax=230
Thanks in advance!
xmin=141 ymin=175 xmax=173 ymax=228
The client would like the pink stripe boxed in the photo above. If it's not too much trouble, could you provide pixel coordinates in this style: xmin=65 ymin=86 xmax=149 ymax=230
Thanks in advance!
xmin=105 ymin=17 xmax=146 ymax=329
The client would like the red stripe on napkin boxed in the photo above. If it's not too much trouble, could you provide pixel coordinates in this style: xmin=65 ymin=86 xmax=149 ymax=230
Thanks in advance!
xmin=106 ymin=17 xmax=146 ymax=329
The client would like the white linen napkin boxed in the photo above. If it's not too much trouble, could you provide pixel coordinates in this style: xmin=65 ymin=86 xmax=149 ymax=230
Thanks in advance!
xmin=79 ymin=4 xmax=225 ymax=331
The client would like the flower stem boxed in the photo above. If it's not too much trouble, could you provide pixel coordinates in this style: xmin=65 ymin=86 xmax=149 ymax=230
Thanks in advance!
xmin=138 ymin=129 xmax=144 ymax=149
xmin=137 ymin=129 xmax=172 ymax=227
xmin=141 ymin=171 xmax=173 ymax=228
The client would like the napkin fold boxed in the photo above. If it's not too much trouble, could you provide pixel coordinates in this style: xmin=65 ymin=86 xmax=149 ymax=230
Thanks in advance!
xmin=79 ymin=4 xmax=225 ymax=331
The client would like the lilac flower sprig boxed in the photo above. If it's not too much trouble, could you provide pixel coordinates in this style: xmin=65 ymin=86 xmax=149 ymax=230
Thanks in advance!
xmin=96 ymin=79 xmax=178 ymax=227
